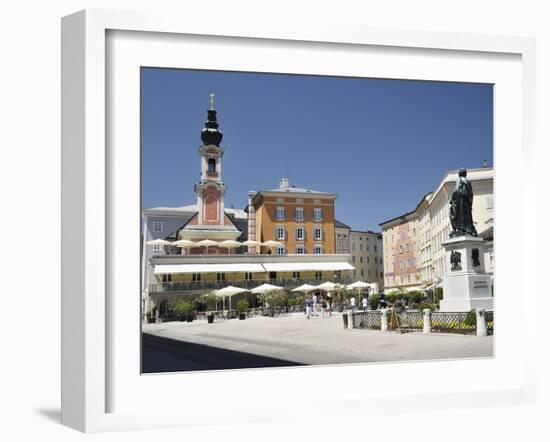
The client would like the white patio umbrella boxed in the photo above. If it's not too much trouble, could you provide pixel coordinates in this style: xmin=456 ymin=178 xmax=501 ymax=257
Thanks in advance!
xmin=315 ymin=281 xmax=344 ymax=292
xmin=261 ymin=240 xmax=283 ymax=254
xmin=346 ymin=280 xmax=370 ymax=290
xmin=215 ymin=285 xmax=249 ymax=310
xmin=291 ymin=284 xmax=317 ymax=294
xmin=242 ymin=239 xmax=261 ymax=253
xmin=172 ymin=239 xmax=196 ymax=255
xmin=346 ymin=281 xmax=370 ymax=308
xmin=219 ymin=240 xmax=241 ymax=254
xmin=250 ymin=283 xmax=284 ymax=294
xmin=195 ymin=239 xmax=219 ymax=254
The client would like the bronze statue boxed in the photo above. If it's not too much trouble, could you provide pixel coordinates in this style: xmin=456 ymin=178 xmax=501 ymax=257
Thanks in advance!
xmin=449 ymin=168 xmax=477 ymax=237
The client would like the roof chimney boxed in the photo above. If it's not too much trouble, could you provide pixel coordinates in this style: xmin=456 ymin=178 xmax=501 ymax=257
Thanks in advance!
xmin=279 ymin=177 xmax=289 ymax=189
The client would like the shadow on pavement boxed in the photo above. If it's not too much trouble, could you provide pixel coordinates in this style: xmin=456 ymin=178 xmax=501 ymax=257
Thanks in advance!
xmin=142 ymin=333 xmax=305 ymax=373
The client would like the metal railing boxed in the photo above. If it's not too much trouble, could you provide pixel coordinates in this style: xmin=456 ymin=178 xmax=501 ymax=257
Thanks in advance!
xmin=148 ymin=276 xmax=355 ymax=294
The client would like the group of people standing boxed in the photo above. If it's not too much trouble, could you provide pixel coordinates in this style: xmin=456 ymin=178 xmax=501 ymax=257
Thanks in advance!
xmin=303 ymin=292 xmax=370 ymax=319
xmin=304 ymin=293 xmax=332 ymax=319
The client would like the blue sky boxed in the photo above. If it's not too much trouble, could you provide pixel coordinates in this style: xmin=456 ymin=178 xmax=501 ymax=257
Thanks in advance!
xmin=141 ymin=68 xmax=493 ymax=231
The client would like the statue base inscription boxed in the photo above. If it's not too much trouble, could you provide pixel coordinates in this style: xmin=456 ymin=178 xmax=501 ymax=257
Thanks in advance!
xmin=440 ymin=235 xmax=493 ymax=312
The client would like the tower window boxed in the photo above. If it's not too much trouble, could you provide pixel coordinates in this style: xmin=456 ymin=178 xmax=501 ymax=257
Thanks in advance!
xmin=208 ymin=158 xmax=216 ymax=173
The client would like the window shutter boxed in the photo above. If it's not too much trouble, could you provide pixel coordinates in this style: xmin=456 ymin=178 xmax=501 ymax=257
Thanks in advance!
xmin=274 ymin=226 xmax=278 ymax=240
xmin=284 ymin=227 xmax=287 ymax=240
xmin=295 ymin=228 xmax=298 ymax=240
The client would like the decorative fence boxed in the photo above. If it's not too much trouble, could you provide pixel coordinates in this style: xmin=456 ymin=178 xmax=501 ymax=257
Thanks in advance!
xmin=351 ymin=309 xmax=494 ymax=336
xmin=431 ymin=312 xmax=476 ymax=334
xmin=352 ymin=311 xmax=381 ymax=329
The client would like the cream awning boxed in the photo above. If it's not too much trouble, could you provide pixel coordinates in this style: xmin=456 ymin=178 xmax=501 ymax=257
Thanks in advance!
xmin=261 ymin=262 xmax=354 ymax=272
xmin=154 ymin=263 xmax=265 ymax=274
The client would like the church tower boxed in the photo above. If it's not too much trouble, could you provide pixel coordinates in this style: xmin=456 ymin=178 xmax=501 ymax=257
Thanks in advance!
xmin=179 ymin=94 xmax=240 ymax=250
xmin=195 ymin=93 xmax=226 ymax=226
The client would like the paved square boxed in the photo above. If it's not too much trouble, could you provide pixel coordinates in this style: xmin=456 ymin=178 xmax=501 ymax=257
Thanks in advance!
xmin=143 ymin=312 xmax=493 ymax=369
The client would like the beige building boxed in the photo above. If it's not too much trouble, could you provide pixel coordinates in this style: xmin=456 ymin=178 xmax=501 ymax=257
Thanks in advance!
xmin=335 ymin=220 xmax=351 ymax=254
xmin=380 ymin=166 xmax=494 ymax=292
xmin=380 ymin=212 xmax=421 ymax=290
xmin=423 ymin=167 xmax=494 ymax=283
xmin=350 ymin=230 xmax=384 ymax=290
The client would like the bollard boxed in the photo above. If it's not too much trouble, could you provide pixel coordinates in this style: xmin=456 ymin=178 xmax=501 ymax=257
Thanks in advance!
xmin=476 ymin=309 xmax=487 ymax=337
xmin=342 ymin=312 xmax=348 ymax=328
xmin=423 ymin=308 xmax=432 ymax=334
xmin=380 ymin=308 xmax=388 ymax=332
xmin=347 ymin=310 xmax=354 ymax=329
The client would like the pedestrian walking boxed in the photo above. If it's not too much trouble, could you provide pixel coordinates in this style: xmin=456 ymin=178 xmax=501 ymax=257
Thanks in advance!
xmin=350 ymin=296 xmax=356 ymax=312
xmin=312 ymin=293 xmax=319 ymax=316
xmin=362 ymin=296 xmax=368 ymax=311
xmin=305 ymin=297 xmax=312 ymax=319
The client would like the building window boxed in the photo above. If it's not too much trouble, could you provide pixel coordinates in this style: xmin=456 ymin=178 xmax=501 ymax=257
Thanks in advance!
xmin=315 ymin=271 xmax=322 ymax=280
xmin=360 ymin=256 xmax=363 ymax=263
xmin=368 ymin=270 xmax=371 ymax=277
xmin=296 ymin=245 xmax=305 ymax=254
xmin=360 ymin=269 xmax=364 ymax=277
xmin=244 ymin=272 xmax=252 ymax=280
xmin=313 ymin=208 xmax=322 ymax=221
xmin=162 ymin=274 xmax=172 ymax=283
xmin=367 ymin=257 xmax=370 ymax=263
xmin=153 ymin=221 xmax=164 ymax=233
xmin=192 ymin=273 xmax=201 ymax=282
xmin=276 ymin=226 xmax=286 ymax=240
xmin=295 ymin=207 xmax=304 ymax=221
xmin=314 ymin=228 xmax=323 ymax=240
xmin=217 ymin=272 xmax=225 ymax=281
xmin=276 ymin=247 xmax=286 ymax=255
xmin=359 ymin=244 xmax=363 ymax=251
xmin=352 ymin=256 xmax=356 ymax=263
xmin=152 ymin=244 xmax=163 ymax=255
xmin=276 ymin=207 xmax=285 ymax=221
xmin=207 ymin=158 xmax=216 ymax=173
xmin=352 ymin=243 xmax=356 ymax=251
xmin=295 ymin=227 xmax=304 ymax=240
xmin=293 ymin=271 xmax=301 ymax=279
xmin=313 ymin=246 xmax=323 ymax=255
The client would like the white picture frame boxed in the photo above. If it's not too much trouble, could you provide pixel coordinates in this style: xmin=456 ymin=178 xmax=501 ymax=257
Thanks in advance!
xmin=61 ymin=9 xmax=537 ymax=433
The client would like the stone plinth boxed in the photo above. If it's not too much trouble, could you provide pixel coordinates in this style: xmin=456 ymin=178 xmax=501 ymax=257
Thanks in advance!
xmin=440 ymin=235 xmax=493 ymax=312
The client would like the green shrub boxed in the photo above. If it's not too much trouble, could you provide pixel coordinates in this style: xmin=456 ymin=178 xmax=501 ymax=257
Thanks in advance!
xmin=419 ymin=302 xmax=437 ymax=311
xmin=368 ymin=294 xmax=380 ymax=310
xmin=198 ymin=290 xmax=218 ymax=311
xmin=386 ymin=293 xmax=399 ymax=304
xmin=171 ymin=299 xmax=193 ymax=318
xmin=464 ymin=309 xmax=477 ymax=326
xmin=236 ymin=299 xmax=250 ymax=313
xmin=409 ymin=291 xmax=424 ymax=304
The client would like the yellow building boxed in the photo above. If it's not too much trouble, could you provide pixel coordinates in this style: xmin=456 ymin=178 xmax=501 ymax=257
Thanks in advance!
xmin=249 ymin=178 xmax=337 ymax=255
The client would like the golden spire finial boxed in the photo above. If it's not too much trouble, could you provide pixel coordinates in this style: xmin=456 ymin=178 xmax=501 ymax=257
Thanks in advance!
xmin=209 ymin=93 xmax=215 ymax=110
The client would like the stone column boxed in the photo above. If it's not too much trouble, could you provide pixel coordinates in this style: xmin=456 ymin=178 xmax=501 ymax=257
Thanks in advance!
xmin=380 ymin=308 xmax=388 ymax=332
xmin=423 ymin=308 xmax=432 ymax=334
xmin=476 ymin=308 xmax=487 ymax=337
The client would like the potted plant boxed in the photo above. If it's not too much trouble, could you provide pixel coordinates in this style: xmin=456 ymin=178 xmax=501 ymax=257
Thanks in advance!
xmin=172 ymin=299 xmax=194 ymax=322
xmin=237 ymin=299 xmax=250 ymax=320
xmin=199 ymin=290 xmax=217 ymax=324
xmin=145 ymin=306 xmax=156 ymax=323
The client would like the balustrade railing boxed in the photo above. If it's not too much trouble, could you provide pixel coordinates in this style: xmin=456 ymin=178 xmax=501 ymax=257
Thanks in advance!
xmin=148 ymin=276 xmax=354 ymax=294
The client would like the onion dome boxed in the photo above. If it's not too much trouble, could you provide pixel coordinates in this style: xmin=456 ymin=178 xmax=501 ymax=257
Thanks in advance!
xmin=200 ymin=93 xmax=223 ymax=146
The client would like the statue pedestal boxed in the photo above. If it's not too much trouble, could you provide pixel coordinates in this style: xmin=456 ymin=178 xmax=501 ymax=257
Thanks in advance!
xmin=440 ymin=235 xmax=493 ymax=312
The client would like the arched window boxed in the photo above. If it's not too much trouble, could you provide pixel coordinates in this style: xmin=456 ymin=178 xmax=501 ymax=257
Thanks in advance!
xmin=208 ymin=158 xmax=216 ymax=173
